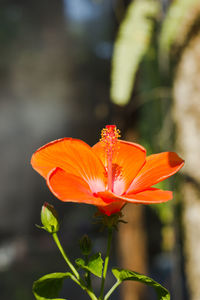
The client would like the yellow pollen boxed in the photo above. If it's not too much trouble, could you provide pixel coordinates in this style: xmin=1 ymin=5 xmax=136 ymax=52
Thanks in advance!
xmin=100 ymin=125 xmax=120 ymax=155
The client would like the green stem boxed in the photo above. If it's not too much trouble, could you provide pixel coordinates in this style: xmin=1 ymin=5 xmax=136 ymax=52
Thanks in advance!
xmin=70 ymin=274 xmax=97 ymax=300
xmin=99 ymin=227 xmax=113 ymax=300
xmin=85 ymin=255 xmax=92 ymax=289
xmin=104 ymin=281 xmax=120 ymax=300
xmin=52 ymin=232 xmax=97 ymax=300
xmin=52 ymin=232 xmax=80 ymax=280
xmin=86 ymin=288 xmax=98 ymax=300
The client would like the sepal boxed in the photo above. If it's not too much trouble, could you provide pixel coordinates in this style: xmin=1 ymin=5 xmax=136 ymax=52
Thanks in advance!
xmin=79 ymin=234 xmax=92 ymax=256
xmin=40 ymin=202 xmax=59 ymax=234
xmin=94 ymin=211 xmax=126 ymax=230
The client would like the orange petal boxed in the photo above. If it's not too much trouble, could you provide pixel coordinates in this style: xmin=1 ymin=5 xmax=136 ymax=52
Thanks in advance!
xmin=31 ymin=138 xmax=106 ymax=186
xmin=93 ymin=140 xmax=146 ymax=194
xmin=96 ymin=190 xmax=125 ymax=216
xmin=98 ymin=201 xmax=125 ymax=216
xmin=47 ymin=168 xmax=108 ymax=207
xmin=98 ymin=188 xmax=172 ymax=205
xmin=96 ymin=187 xmax=172 ymax=215
xmin=127 ymin=152 xmax=184 ymax=193
xmin=124 ymin=188 xmax=173 ymax=204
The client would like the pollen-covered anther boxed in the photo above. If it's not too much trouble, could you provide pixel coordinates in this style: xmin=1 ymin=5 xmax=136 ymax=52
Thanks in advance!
xmin=100 ymin=125 xmax=121 ymax=155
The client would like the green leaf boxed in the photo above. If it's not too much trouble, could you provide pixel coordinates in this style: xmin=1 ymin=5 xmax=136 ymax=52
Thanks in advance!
xmin=111 ymin=0 xmax=160 ymax=106
xmin=76 ymin=253 xmax=103 ymax=278
xmin=112 ymin=268 xmax=170 ymax=300
xmin=33 ymin=272 xmax=72 ymax=300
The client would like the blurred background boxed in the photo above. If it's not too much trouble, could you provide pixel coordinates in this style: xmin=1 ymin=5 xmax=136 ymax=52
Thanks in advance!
xmin=0 ymin=0 xmax=199 ymax=299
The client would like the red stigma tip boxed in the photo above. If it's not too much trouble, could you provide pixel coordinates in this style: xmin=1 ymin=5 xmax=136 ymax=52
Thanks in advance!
xmin=106 ymin=125 xmax=116 ymax=130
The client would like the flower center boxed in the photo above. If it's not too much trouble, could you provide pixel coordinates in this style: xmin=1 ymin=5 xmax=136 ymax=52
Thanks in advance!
xmin=100 ymin=125 xmax=121 ymax=192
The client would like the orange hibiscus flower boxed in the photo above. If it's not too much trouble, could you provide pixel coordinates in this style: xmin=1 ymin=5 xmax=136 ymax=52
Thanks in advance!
xmin=31 ymin=125 xmax=184 ymax=216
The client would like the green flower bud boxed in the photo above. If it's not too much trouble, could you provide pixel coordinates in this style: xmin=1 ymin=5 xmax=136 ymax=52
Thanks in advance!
xmin=40 ymin=202 xmax=59 ymax=233
xmin=79 ymin=234 xmax=92 ymax=256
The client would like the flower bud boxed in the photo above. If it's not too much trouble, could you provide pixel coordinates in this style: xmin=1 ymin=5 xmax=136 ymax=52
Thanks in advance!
xmin=40 ymin=202 xmax=59 ymax=233
xmin=79 ymin=234 xmax=92 ymax=256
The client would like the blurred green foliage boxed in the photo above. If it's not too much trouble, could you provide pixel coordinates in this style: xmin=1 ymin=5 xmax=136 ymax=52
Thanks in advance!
xmin=159 ymin=0 xmax=200 ymax=55
xmin=111 ymin=0 xmax=160 ymax=106
xmin=137 ymin=43 xmax=174 ymax=227
xmin=110 ymin=0 xmax=198 ymax=228
xmin=111 ymin=0 xmax=199 ymax=106
xmin=111 ymin=0 xmax=200 ymax=230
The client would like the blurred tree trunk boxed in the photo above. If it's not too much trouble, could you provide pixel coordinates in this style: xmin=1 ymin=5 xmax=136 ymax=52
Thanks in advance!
xmin=173 ymin=33 xmax=200 ymax=300
xmin=118 ymin=205 xmax=147 ymax=300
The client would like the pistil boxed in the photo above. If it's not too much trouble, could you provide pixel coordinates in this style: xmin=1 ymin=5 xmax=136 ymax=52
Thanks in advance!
xmin=100 ymin=125 xmax=120 ymax=192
